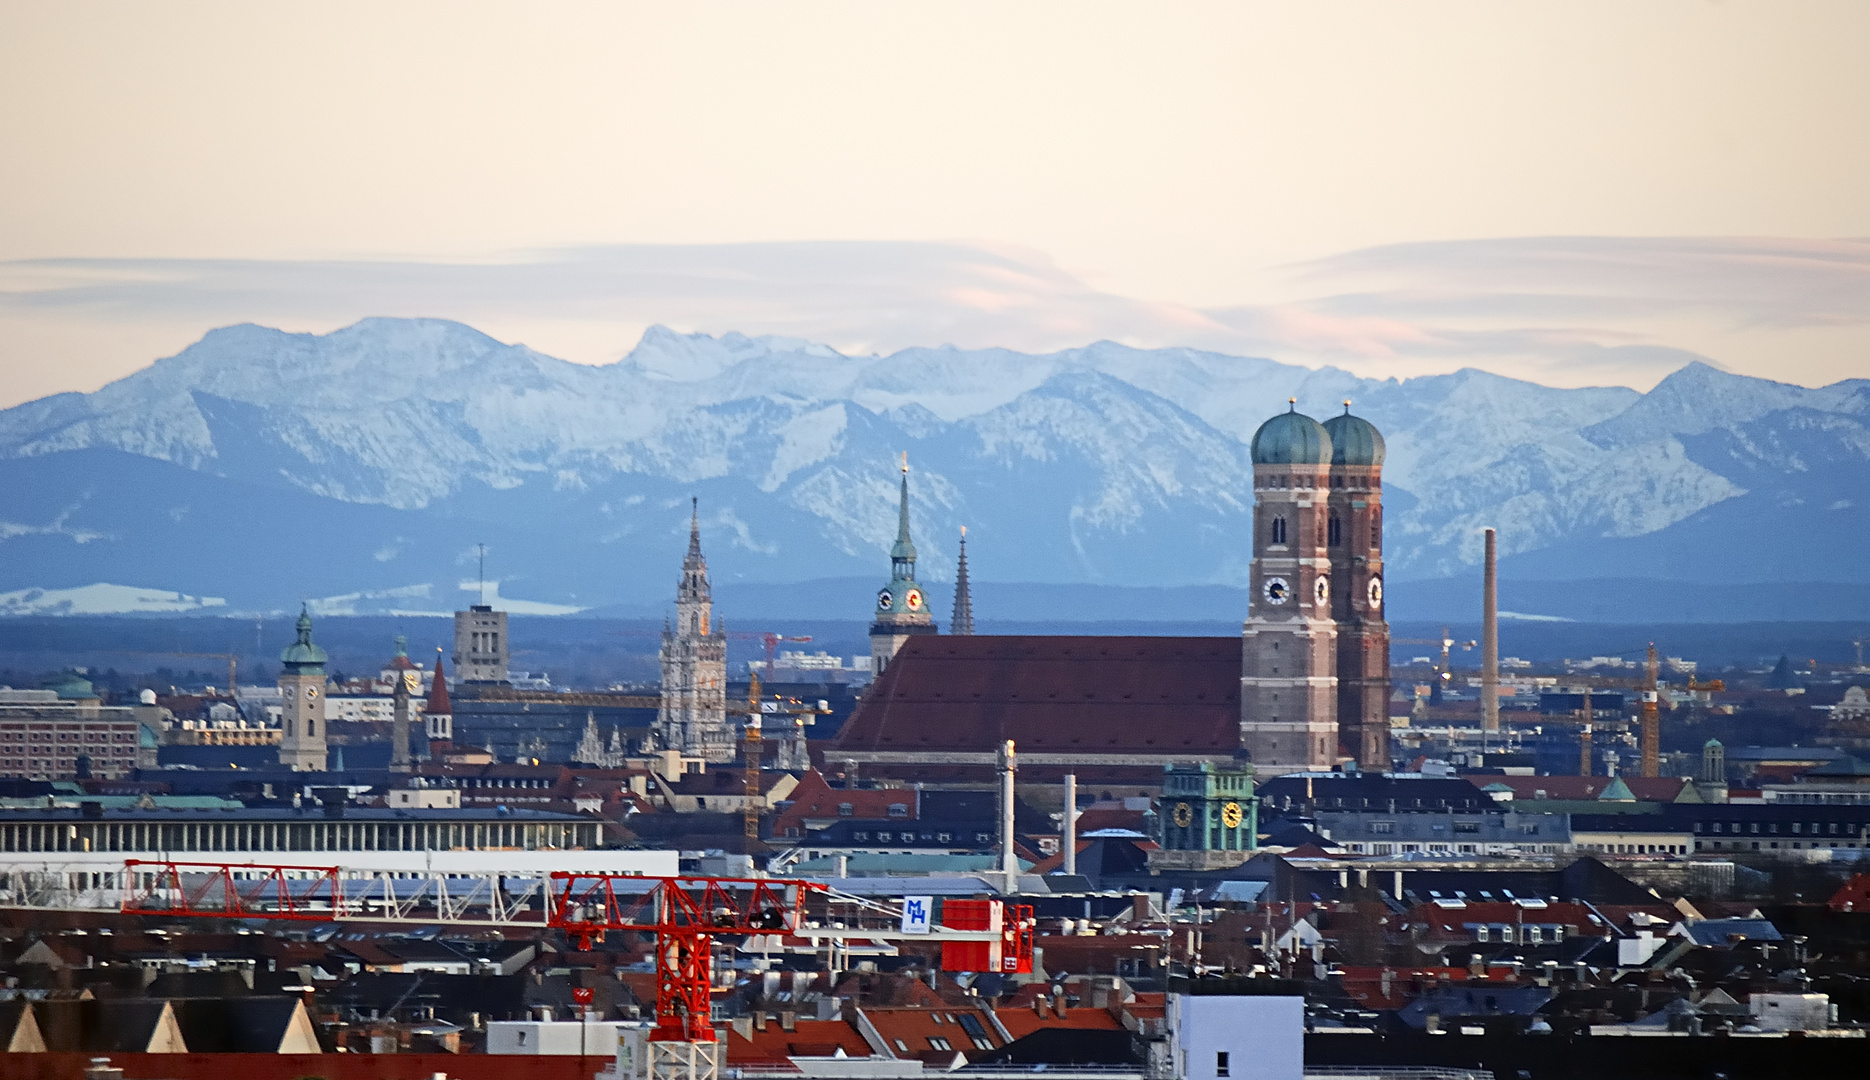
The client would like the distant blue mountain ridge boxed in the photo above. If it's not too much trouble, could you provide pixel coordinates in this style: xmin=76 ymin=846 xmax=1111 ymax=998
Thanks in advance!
xmin=0 ymin=318 xmax=1864 ymax=621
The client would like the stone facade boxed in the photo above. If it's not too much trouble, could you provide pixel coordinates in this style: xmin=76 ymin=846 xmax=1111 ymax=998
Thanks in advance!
xmin=277 ymin=609 xmax=329 ymax=772
xmin=453 ymin=606 xmax=509 ymax=685
xmin=656 ymin=502 xmax=732 ymax=762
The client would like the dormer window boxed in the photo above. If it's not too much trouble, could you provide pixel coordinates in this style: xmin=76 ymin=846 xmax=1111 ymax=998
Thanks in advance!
xmin=838 ymin=802 xmax=853 ymax=817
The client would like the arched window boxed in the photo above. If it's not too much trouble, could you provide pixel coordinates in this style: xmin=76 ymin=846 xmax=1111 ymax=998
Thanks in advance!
xmin=1328 ymin=513 xmax=1342 ymax=547
xmin=307 ymin=719 xmax=316 ymax=738
xmin=1271 ymin=516 xmax=1287 ymax=544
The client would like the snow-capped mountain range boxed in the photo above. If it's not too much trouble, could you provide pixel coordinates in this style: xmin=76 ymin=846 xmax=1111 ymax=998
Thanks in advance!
xmin=1 ymin=318 xmax=1865 ymax=618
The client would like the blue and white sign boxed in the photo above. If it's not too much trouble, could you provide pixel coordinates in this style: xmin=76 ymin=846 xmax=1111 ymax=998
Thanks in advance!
xmin=900 ymin=895 xmax=933 ymax=935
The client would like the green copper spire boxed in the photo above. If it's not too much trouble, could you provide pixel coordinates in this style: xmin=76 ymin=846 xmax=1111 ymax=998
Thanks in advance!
xmin=874 ymin=452 xmax=934 ymax=624
xmin=280 ymin=604 xmax=328 ymax=674
xmin=890 ymin=452 xmax=917 ymax=566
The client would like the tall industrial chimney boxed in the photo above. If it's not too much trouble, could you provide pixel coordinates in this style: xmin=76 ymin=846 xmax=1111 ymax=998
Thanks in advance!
xmin=1062 ymin=773 xmax=1078 ymax=877
xmin=1482 ymin=527 xmax=1500 ymax=735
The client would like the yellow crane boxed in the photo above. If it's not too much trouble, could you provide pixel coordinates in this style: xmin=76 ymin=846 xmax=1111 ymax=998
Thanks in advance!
xmin=125 ymin=652 xmax=240 ymax=700
xmin=1393 ymin=625 xmax=1477 ymax=700
xmin=743 ymin=674 xmax=763 ymax=843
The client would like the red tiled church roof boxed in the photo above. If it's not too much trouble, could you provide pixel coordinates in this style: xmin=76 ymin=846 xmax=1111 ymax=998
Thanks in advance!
xmin=835 ymin=636 xmax=1241 ymax=758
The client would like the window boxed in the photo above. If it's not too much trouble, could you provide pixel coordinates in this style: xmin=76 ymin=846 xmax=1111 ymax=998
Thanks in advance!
xmin=853 ymin=832 xmax=869 ymax=841
xmin=1271 ymin=517 xmax=1287 ymax=544
xmin=838 ymin=803 xmax=853 ymax=817
xmin=1217 ymin=1052 xmax=1231 ymax=1077
xmin=1454 ymin=821 xmax=1480 ymax=834
xmin=1370 ymin=821 xmax=1394 ymax=835
xmin=1327 ymin=514 xmax=1341 ymax=547
xmin=888 ymin=804 xmax=908 ymax=818
xmin=928 ymin=1037 xmax=952 ymax=1052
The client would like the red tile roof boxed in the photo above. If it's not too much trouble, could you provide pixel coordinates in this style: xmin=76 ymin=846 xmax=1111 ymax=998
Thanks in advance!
xmin=771 ymin=771 xmax=917 ymax=836
xmin=994 ymin=1005 xmax=1124 ymax=1040
xmin=834 ymin=636 xmax=1241 ymax=758
xmin=724 ymin=1018 xmax=873 ymax=1064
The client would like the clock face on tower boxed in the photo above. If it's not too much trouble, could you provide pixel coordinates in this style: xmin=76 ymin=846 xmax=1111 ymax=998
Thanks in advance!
xmin=403 ymin=670 xmax=421 ymax=694
xmin=305 ymin=686 xmax=319 ymax=700
xmin=1367 ymin=575 xmax=1383 ymax=611
xmin=1262 ymin=577 xmax=1289 ymax=605
xmin=1314 ymin=575 xmax=1331 ymax=607
xmin=905 ymin=589 xmax=922 ymax=611
xmin=876 ymin=589 xmax=893 ymax=610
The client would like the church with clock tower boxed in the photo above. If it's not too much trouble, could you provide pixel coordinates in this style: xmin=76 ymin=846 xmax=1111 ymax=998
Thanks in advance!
xmin=835 ymin=404 xmax=1391 ymax=785
xmin=869 ymin=454 xmax=938 ymax=675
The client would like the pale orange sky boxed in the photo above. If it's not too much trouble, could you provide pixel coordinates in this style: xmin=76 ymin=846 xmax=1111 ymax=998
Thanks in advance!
xmin=2 ymin=1 xmax=1866 ymax=406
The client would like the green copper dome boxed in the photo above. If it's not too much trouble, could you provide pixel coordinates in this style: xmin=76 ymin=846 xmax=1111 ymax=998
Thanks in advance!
xmin=1322 ymin=406 xmax=1386 ymax=466
xmin=1250 ymin=403 xmax=1333 ymax=465
xmin=280 ymin=606 xmax=328 ymax=673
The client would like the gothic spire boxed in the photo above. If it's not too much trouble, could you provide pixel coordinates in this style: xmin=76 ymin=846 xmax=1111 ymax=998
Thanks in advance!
xmin=951 ymin=525 xmax=974 ymax=635
xmin=890 ymin=452 xmax=917 ymax=571
xmin=679 ymin=497 xmax=711 ymax=605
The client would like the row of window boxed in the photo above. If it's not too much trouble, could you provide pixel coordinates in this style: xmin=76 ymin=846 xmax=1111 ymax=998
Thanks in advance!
xmin=1366 ymin=821 xmax=1541 ymax=836
xmin=1700 ymin=820 xmax=1863 ymax=836
xmin=847 ymin=831 xmax=995 ymax=845
xmin=0 ymin=732 xmax=135 ymax=742
xmin=833 ymin=802 xmax=910 ymax=817
xmin=0 ymin=818 xmax=598 ymax=854
xmin=1267 ymin=511 xmax=1382 ymax=548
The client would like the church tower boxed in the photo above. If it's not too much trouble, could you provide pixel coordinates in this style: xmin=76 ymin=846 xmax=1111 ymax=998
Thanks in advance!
xmin=1323 ymin=402 xmax=1390 ymax=771
xmin=277 ymin=606 xmax=330 ymax=772
xmin=1240 ymin=402 xmax=1339 ymax=774
xmin=423 ymin=650 xmax=454 ymax=751
xmin=951 ymin=526 xmax=975 ymax=635
xmin=656 ymin=499 xmax=732 ymax=762
xmin=870 ymin=454 xmax=938 ymax=675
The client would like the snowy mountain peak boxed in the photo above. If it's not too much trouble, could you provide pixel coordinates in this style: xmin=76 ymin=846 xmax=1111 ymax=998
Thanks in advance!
xmin=0 ymin=317 xmax=1865 ymax=611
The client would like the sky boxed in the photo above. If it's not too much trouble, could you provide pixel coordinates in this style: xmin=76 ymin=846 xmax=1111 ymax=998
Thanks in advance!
xmin=1 ymin=1 xmax=1866 ymax=409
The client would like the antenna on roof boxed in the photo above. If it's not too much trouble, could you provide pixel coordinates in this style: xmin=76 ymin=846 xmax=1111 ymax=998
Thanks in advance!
xmin=478 ymin=543 xmax=486 ymax=606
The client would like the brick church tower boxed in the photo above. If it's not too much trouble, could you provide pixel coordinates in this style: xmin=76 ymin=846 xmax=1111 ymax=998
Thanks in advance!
xmin=1240 ymin=402 xmax=1339 ymax=773
xmin=1323 ymin=402 xmax=1390 ymax=771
